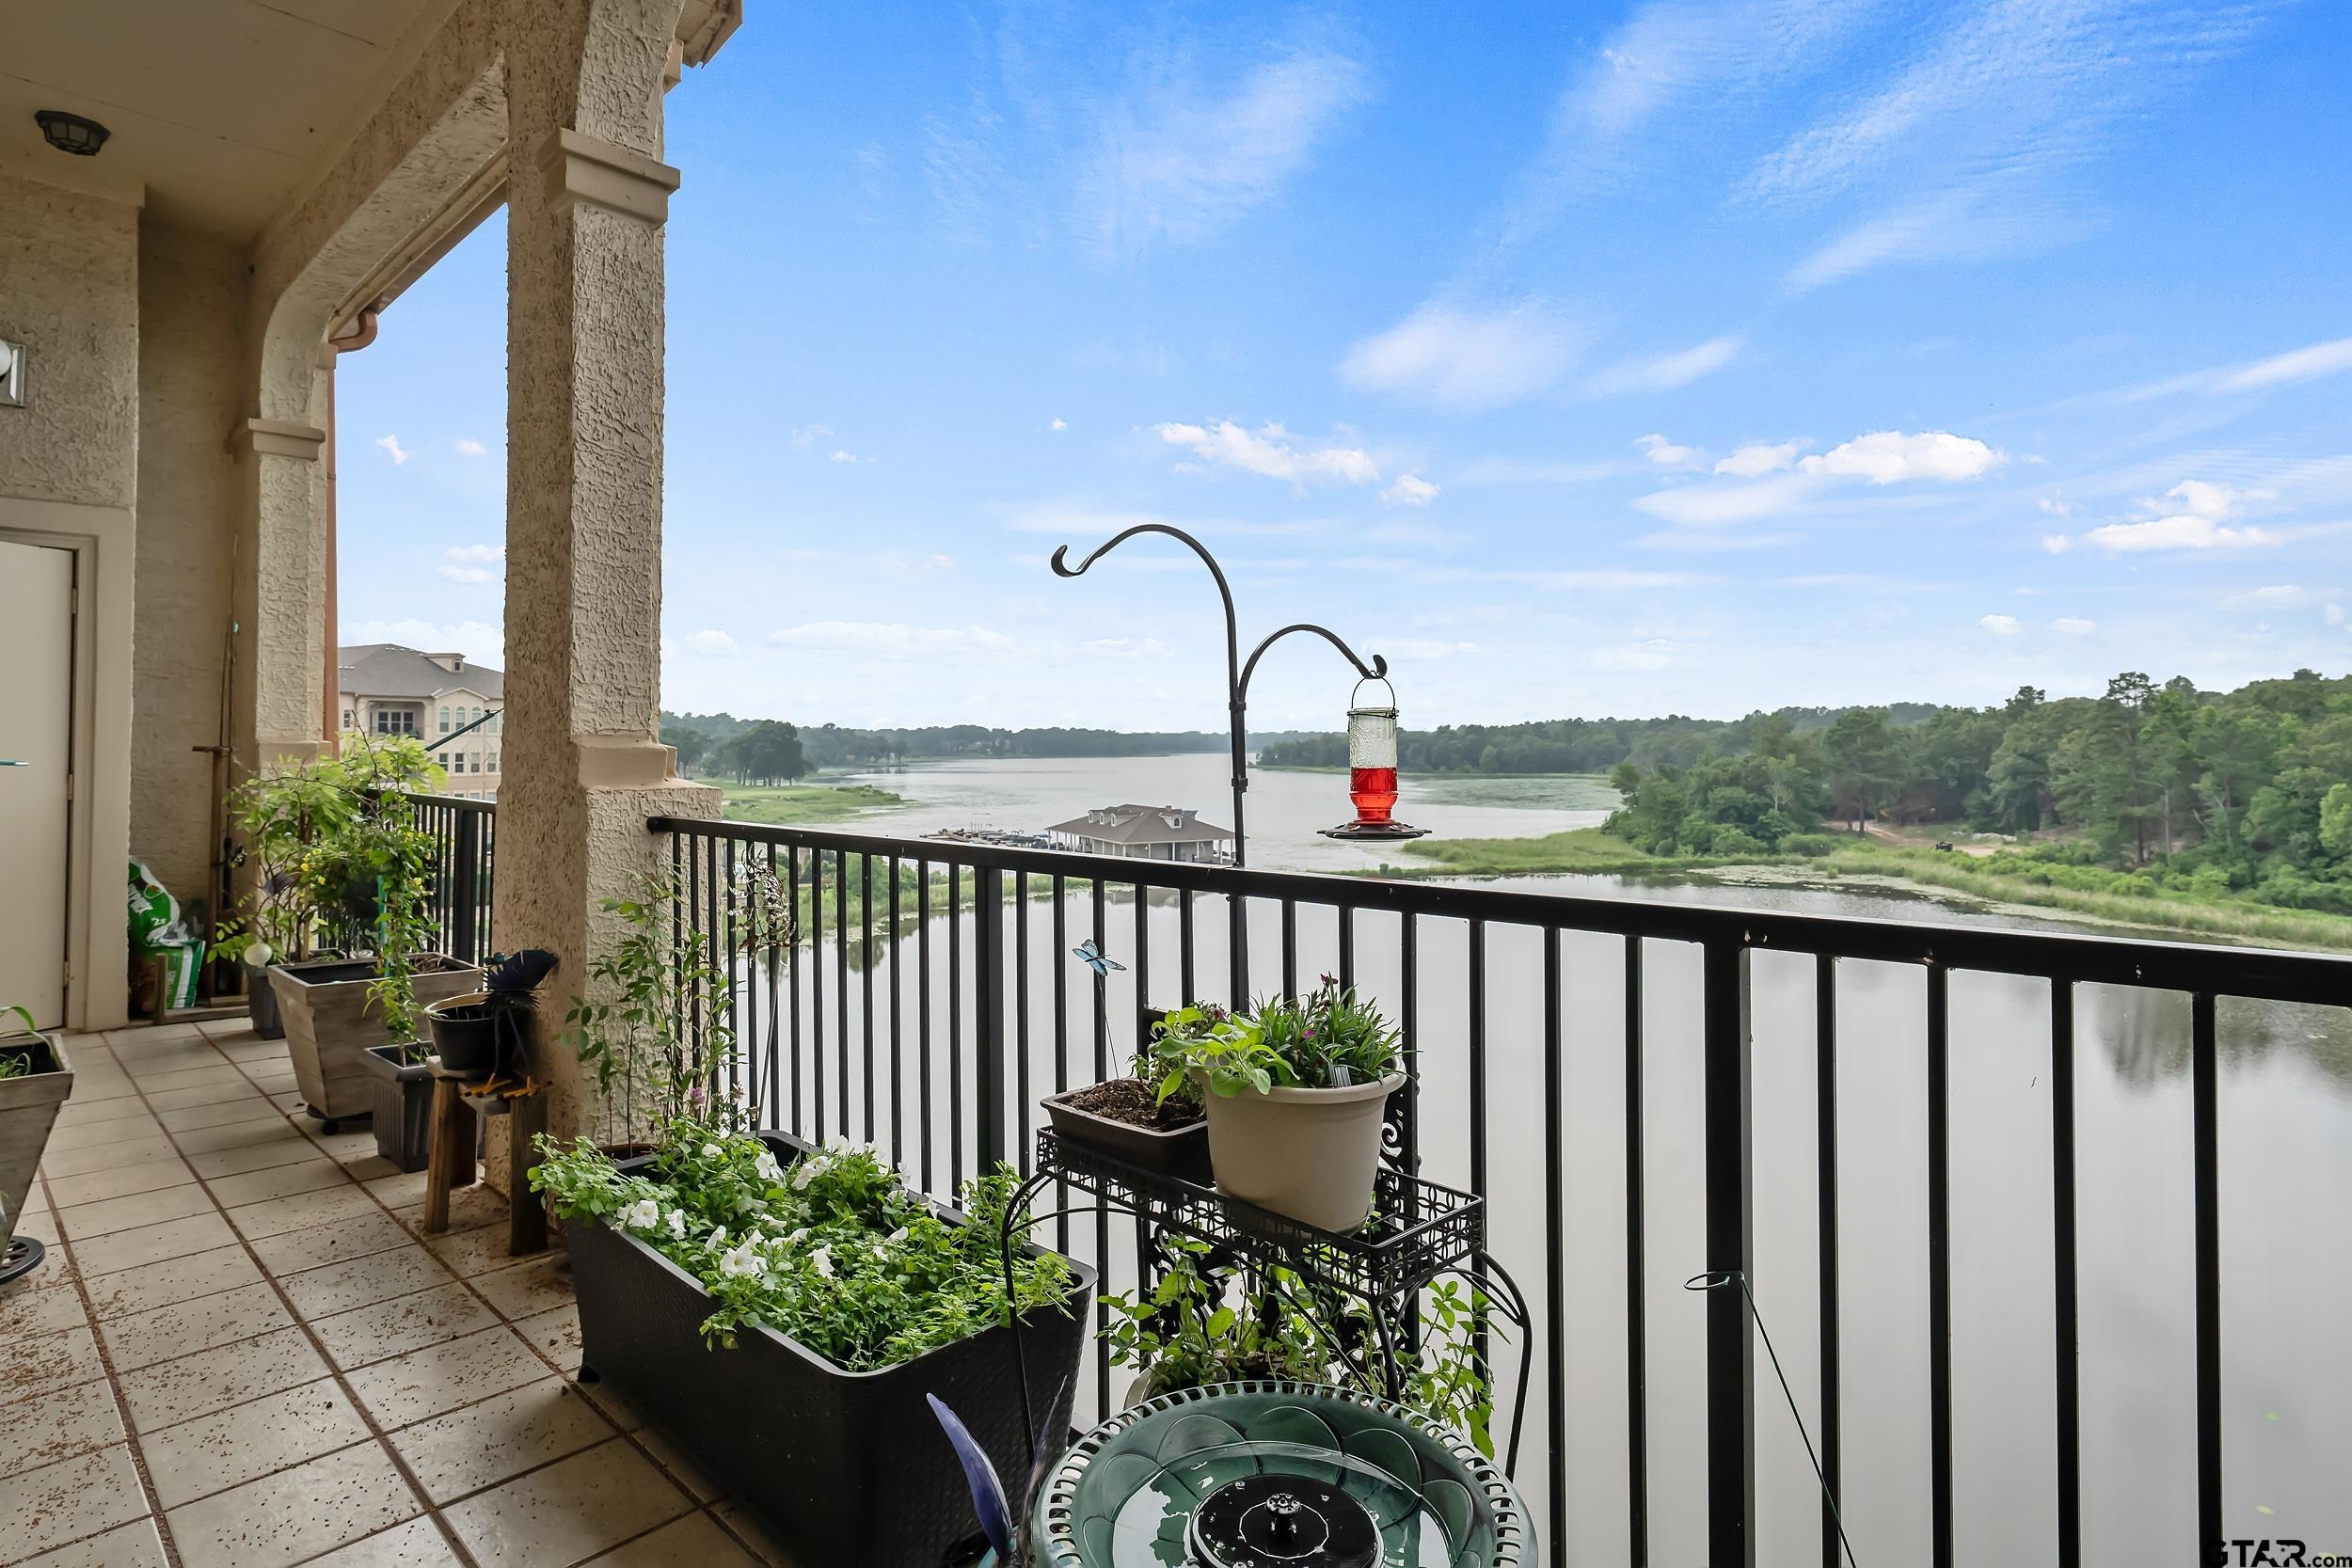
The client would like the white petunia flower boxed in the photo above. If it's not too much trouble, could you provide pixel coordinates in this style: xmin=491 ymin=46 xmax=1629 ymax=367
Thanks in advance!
xmin=885 ymin=1227 xmax=909 ymax=1245
xmin=811 ymin=1245 xmax=834 ymax=1278
xmin=665 ymin=1208 xmax=688 ymax=1240
xmin=791 ymin=1156 xmax=829 ymax=1191
xmin=622 ymin=1198 xmax=662 ymax=1232
xmin=702 ymin=1143 xmax=723 ymax=1160
xmin=754 ymin=1150 xmax=784 ymax=1183
xmin=717 ymin=1241 xmax=767 ymax=1280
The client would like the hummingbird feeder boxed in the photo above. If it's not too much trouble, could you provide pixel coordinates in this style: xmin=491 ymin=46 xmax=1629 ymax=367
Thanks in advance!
xmin=1319 ymin=676 xmax=1428 ymax=842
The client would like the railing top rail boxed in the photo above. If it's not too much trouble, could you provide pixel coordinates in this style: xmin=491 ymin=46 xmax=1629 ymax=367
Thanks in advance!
xmin=400 ymin=791 xmax=499 ymax=814
xmin=648 ymin=816 xmax=2352 ymax=1006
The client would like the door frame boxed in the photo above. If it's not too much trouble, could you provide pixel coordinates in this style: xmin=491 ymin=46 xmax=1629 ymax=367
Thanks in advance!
xmin=0 ymin=497 xmax=134 ymax=1031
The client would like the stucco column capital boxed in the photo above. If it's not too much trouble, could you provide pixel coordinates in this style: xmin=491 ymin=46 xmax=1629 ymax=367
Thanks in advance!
xmin=532 ymin=127 xmax=681 ymax=225
xmin=233 ymin=418 xmax=327 ymax=461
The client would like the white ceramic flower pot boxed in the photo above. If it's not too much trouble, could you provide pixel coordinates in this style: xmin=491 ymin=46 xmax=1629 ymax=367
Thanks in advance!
xmin=1196 ymin=1070 xmax=1406 ymax=1233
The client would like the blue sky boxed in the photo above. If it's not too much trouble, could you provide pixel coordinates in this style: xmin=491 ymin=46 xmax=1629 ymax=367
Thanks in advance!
xmin=337 ymin=0 xmax=2352 ymax=733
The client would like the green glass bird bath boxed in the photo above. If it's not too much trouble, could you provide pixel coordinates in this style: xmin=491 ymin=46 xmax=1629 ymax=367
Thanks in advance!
xmin=1026 ymin=1381 xmax=1534 ymax=1568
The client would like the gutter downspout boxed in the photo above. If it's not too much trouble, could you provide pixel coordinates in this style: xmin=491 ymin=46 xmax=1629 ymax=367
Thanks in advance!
xmin=325 ymin=306 xmax=381 ymax=750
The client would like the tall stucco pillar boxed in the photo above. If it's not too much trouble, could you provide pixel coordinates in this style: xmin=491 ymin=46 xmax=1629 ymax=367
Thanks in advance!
xmin=499 ymin=0 xmax=719 ymax=1156
xmin=233 ymin=416 xmax=331 ymax=771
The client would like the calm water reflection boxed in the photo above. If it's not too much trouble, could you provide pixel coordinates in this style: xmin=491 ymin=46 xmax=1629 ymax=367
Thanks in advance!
xmin=753 ymin=854 xmax=2350 ymax=1564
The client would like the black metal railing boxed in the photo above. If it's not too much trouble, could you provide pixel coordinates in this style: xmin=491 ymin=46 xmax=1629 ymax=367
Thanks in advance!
xmin=630 ymin=822 xmax=2352 ymax=1568
xmin=405 ymin=792 xmax=495 ymax=964
xmin=405 ymin=798 xmax=2352 ymax=1564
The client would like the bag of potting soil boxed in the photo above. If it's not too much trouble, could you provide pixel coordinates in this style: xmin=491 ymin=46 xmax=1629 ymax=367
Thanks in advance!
xmin=128 ymin=858 xmax=181 ymax=947
xmin=151 ymin=939 xmax=201 ymax=1011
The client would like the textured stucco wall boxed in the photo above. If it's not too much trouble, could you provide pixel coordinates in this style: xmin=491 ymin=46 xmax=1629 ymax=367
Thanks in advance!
xmin=0 ymin=177 xmax=139 ymax=508
xmin=132 ymin=227 xmax=246 ymax=908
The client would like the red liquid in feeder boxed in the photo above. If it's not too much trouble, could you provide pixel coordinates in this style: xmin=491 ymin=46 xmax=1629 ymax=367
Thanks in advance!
xmin=1349 ymin=767 xmax=1399 ymax=823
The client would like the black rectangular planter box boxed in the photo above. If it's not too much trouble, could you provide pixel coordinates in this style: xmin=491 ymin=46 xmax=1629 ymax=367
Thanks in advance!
xmin=1041 ymin=1085 xmax=1211 ymax=1183
xmin=570 ymin=1132 xmax=1095 ymax=1568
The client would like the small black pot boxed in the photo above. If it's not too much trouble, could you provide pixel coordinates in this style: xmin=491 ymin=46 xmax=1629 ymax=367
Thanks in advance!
xmin=571 ymin=1132 xmax=1094 ymax=1568
xmin=1041 ymin=1084 xmax=1211 ymax=1182
xmin=359 ymin=1044 xmax=471 ymax=1173
xmin=424 ymin=994 xmax=508 ymax=1077
xmin=247 ymin=968 xmax=284 ymax=1039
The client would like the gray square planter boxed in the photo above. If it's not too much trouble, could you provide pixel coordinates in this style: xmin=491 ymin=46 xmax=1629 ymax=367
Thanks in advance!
xmin=270 ymin=957 xmax=480 ymax=1126
xmin=0 ymin=1030 xmax=72 ymax=1246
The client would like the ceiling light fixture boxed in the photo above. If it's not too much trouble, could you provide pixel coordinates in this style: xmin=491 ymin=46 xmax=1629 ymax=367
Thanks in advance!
xmin=35 ymin=110 xmax=109 ymax=157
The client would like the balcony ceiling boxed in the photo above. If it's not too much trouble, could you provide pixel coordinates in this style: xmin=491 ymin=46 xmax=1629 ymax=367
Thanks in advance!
xmin=0 ymin=0 xmax=450 ymax=238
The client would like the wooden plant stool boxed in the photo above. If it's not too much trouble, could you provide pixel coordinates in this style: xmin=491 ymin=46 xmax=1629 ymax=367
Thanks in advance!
xmin=421 ymin=1058 xmax=549 ymax=1257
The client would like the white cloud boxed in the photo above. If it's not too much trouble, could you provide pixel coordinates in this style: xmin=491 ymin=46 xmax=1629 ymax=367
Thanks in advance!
xmin=436 ymin=565 xmax=492 ymax=585
xmin=1379 ymin=472 xmax=1440 ymax=507
xmin=2329 ymin=604 xmax=2346 ymax=627
xmin=1979 ymin=613 xmax=2021 ymax=636
xmin=1798 ymin=431 xmax=2004 ymax=483
xmin=789 ymin=424 xmax=834 ymax=450
xmin=2083 ymin=480 xmax=2281 ymax=554
xmin=2220 ymin=585 xmax=2329 ymax=611
xmin=1079 ymin=636 xmax=1169 ymax=658
xmin=1714 ymin=441 xmax=1800 ymax=477
xmin=2042 ymin=533 xmax=2073 ymax=555
xmin=1591 ymin=638 xmax=1697 ymax=672
xmin=374 ymin=434 xmax=410 ymax=466
xmin=768 ymin=622 xmax=1015 ymax=659
xmin=1589 ymin=334 xmax=1744 ymax=394
xmin=830 ymin=449 xmax=869 ymax=465
xmin=1636 ymin=472 xmax=1814 ymax=526
xmin=1049 ymin=418 xmax=1068 ymax=432
xmin=454 ymin=437 xmax=489 ymax=458
xmin=681 ymin=629 xmax=738 ymax=656
xmin=1154 ymin=421 xmax=1378 ymax=487
xmin=1079 ymin=45 xmax=1369 ymax=261
xmin=2038 ymin=497 xmax=2072 ymax=517
xmin=1635 ymin=433 xmax=1700 ymax=467
xmin=2052 ymin=617 xmax=2097 ymax=636
xmin=2213 ymin=336 xmax=2352 ymax=394
xmin=1341 ymin=299 xmax=1582 ymax=411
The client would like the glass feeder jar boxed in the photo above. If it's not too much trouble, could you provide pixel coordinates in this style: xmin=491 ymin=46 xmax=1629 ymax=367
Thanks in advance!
xmin=1345 ymin=678 xmax=1401 ymax=826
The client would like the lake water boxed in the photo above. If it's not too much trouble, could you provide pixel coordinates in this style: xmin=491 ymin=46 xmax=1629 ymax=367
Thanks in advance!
xmin=759 ymin=757 xmax=2350 ymax=1561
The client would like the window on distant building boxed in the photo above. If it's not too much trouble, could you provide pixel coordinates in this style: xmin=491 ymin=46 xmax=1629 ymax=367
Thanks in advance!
xmin=374 ymin=707 xmax=417 ymax=736
xmin=438 ymin=705 xmax=450 ymax=733
xmin=488 ymin=751 xmax=500 ymax=774
xmin=342 ymin=709 xmax=354 ymax=729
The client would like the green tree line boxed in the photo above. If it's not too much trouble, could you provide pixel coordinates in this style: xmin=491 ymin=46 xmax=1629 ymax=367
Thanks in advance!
xmin=661 ymin=714 xmax=1321 ymax=769
xmin=1255 ymin=705 xmax=1947 ymax=776
xmin=1600 ymin=670 xmax=2352 ymax=914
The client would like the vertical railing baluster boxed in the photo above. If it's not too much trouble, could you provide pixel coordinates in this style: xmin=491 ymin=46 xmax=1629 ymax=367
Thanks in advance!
xmin=974 ymin=865 xmax=1007 ymax=1172
xmin=1179 ymin=888 xmax=1196 ymax=1005
xmin=2051 ymin=981 xmax=2080 ymax=1568
xmin=888 ymin=857 xmax=903 ymax=1167
xmin=1927 ymin=961 xmax=1952 ymax=1568
xmin=1092 ymin=877 xmax=1112 ymax=1419
xmin=1542 ymin=926 xmax=1567 ymax=1561
xmin=450 ymin=810 xmax=480 ymax=965
xmin=948 ymin=868 xmax=963 ymax=1190
xmin=1817 ymin=953 xmax=1842 ymax=1568
xmin=722 ymin=837 xmax=739 ymax=1108
xmin=1626 ymin=935 xmax=1649 ymax=1568
xmin=1280 ymin=899 xmax=1297 ymax=999
xmin=918 ymin=860 xmax=933 ymax=1194
xmin=810 ymin=849 xmax=826 ymax=1146
xmin=1468 ymin=917 xmax=1489 ymax=1369
xmin=836 ymin=852 xmax=850 ymax=1141
xmin=1399 ymin=913 xmax=1419 ymax=1176
xmin=764 ymin=843 xmax=782 ymax=1127
xmin=1701 ymin=936 xmax=1754 ymax=1568
xmin=1338 ymin=906 xmax=1356 ymax=990
xmin=1133 ymin=881 xmax=1151 ymax=1049
xmin=787 ymin=847 xmax=803 ymax=1138
xmin=862 ymin=855 xmax=875 ymax=1144
xmin=1016 ymin=871 xmax=1032 ymax=1171
xmin=2192 ymin=990 xmax=2223 ymax=1552
xmin=1052 ymin=873 xmax=1070 ymax=1259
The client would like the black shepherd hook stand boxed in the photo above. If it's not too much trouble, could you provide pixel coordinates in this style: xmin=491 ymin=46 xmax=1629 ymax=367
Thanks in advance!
xmin=1051 ymin=523 xmax=1387 ymax=873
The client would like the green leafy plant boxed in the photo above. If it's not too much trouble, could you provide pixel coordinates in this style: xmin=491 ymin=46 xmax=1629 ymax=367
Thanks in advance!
xmin=561 ymin=873 xmax=739 ymax=1142
xmin=1137 ymin=1006 xmax=1224 ymax=1108
xmin=0 ymin=1005 xmax=40 ymax=1081
xmin=1152 ymin=976 xmax=1403 ymax=1101
xmin=530 ymin=1116 xmax=1074 ymax=1368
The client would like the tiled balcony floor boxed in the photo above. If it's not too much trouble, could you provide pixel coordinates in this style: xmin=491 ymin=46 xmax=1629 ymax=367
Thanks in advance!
xmin=2 ymin=1021 xmax=798 ymax=1568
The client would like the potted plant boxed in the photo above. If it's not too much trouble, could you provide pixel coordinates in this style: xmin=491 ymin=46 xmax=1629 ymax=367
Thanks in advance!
xmin=426 ymin=949 xmax=559 ymax=1079
xmin=271 ymin=735 xmax=479 ymax=1131
xmin=1152 ymin=975 xmax=1407 ymax=1233
xmin=211 ymin=753 xmax=365 ymax=1039
xmin=1 ymin=1006 xmax=73 ymax=1282
xmin=1040 ymin=1005 xmax=1213 ymax=1180
xmin=534 ymin=1117 xmax=1094 ymax=1568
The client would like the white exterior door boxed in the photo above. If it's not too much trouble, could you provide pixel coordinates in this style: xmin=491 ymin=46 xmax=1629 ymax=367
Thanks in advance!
xmin=0 ymin=540 xmax=72 ymax=1028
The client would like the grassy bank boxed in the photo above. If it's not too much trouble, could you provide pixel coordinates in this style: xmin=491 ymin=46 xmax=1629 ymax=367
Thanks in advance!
xmin=1399 ymin=829 xmax=2352 ymax=951
xmin=715 ymin=781 xmax=907 ymax=825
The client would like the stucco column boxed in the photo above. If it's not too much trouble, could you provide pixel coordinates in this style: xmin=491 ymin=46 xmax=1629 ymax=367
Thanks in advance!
xmin=498 ymin=0 xmax=718 ymax=1159
xmin=233 ymin=417 xmax=331 ymax=771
